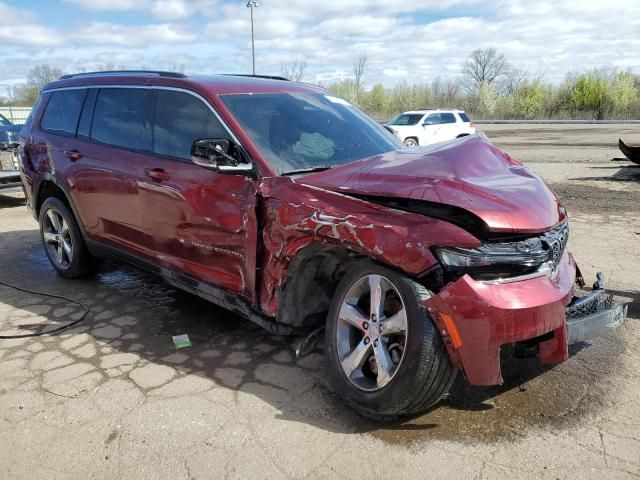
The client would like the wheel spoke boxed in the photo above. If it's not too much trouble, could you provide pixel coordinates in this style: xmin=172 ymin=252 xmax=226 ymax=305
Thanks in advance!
xmin=339 ymin=302 xmax=369 ymax=331
xmin=373 ymin=341 xmax=394 ymax=388
xmin=382 ymin=308 xmax=407 ymax=335
xmin=43 ymin=231 xmax=58 ymax=244
xmin=368 ymin=275 xmax=385 ymax=320
xmin=56 ymin=243 xmax=64 ymax=265
xmin=341 ymin=339 xmax=371 ymax=379
xmin=62 ymin=239 xmax=72 ymax=258
xmin=47 ymin=210 xmax=62 ymax=233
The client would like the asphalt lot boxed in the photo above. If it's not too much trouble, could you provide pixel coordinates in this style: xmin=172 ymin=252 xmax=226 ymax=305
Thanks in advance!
xmin=1 ymin=124 xmax=639 ymax=479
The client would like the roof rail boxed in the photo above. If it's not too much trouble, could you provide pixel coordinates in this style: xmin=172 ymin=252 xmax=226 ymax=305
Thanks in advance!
xmin=220 ymin=74 xmax=290 ymax=81
xmin=59 ymin=70 xmax=187 ymax=80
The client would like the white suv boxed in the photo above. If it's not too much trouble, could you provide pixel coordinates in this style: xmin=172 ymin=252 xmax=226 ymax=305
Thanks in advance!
xmin=385 ymin=109 xmax=476 ymax=147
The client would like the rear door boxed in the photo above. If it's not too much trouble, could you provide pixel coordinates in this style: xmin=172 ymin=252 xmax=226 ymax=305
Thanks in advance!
xmin=67 ymin=87 xmax=152 ymax=255
xmin=137 ymin=88 xmax=259 ymax=300
xmin=438 ymin=112 xmax=459 ymax=141
xmin=421 ymin=113 xmax=443 ymax=144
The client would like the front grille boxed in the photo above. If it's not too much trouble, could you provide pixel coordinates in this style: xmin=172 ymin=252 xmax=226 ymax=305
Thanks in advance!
xmin=566 ymin=290 xmax=614 ymax=319
xmin=542 ymin=222 xmax=569 ymax=275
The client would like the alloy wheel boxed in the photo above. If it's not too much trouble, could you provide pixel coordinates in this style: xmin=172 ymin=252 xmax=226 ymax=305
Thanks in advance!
xmin=336 ymin=274 xmax=408 ymax=391
xmin=42 ymin=209 xmax=73 ymax=269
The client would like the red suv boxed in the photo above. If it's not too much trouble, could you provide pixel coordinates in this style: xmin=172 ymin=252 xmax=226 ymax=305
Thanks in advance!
xmin=18 ymin=71 xmax=626 ymax=420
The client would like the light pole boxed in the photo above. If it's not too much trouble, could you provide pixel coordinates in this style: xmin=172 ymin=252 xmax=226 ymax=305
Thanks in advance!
xmin=246 ymin=1 xmax=259 ymax=75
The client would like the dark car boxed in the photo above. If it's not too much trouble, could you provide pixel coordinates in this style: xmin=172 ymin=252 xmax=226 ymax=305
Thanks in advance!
xmin=18 ymin=71 xmax=626 ymax=420
xmin=0 ymin=113 xmax=22 ymax=151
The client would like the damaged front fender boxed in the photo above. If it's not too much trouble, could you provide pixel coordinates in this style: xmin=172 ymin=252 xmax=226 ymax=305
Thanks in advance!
xmin=257 ymin=176 xmax=481 ymax=320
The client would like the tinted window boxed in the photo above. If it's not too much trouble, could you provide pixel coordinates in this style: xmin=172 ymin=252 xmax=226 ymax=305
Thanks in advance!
xmin=91 ymin=88 xmax=151 ymax=151
xmin=153 ymin=90 xmax=227 ymax=160
xmin=77 ymin=89 xmax=98 ymax=138
xmin=221 ymin=92 xmax=401 ymax=175
xmin=458 ymin=112 xmax=471 ymax=123
xmin=387 ymin=114 xmax=424 ymax=126
xmin=425 ymin=113 xmax=442 ymax=125
xmin=440 ymin=113 xmax=457 ymax=124
xmin=0 ymin=114 xmax=10 ymax=126
xmin=41 ymin=89 xmax=87 ymax=135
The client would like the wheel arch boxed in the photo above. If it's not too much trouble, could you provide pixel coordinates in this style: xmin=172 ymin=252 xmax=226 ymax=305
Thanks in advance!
xmin=275 ymin=243 xmax=363 ymax=329
xmin=33 ymin=173 xmax=88 ymax=238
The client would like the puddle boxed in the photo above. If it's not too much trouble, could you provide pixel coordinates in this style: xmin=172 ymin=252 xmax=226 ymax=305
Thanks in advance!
xmin=360 ymin=334 xmax=627 ymax=445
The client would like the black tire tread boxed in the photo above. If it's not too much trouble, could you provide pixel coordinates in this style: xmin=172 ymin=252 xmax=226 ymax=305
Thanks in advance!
xmin=325 ymin=259 xmax=457 ymax=421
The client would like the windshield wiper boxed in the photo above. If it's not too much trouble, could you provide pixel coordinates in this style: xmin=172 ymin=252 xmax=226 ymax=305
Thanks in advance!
xmin=282 ymin=166 xmax=334 ymax=176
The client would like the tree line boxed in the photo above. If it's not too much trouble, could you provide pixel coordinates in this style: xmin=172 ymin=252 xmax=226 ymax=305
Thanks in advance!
xmin=324 ymin=49 xmax=640 ymax=121
xmin=2 ymin=50 xmax=639 ymax=121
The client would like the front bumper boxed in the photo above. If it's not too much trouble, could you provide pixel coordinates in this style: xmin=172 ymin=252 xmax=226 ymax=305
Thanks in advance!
xmin=566 ymin=289 xmax=627 ymax=344
xmin=424 ymin=252 xmax=626 ymax=385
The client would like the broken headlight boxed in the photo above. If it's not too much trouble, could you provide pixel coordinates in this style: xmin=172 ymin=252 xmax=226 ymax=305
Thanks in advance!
xmin=434 ymin=237 xmax=550 ymax=281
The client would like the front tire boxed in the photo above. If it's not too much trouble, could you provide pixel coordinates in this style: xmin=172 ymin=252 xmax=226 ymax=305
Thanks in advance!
xmin=325 ymin=259 xmax=457 ymax=421
xmin=403 ymin=138 xmax=418 ymax=147
xmin=39 ymin=197 xmax=92 ymax=278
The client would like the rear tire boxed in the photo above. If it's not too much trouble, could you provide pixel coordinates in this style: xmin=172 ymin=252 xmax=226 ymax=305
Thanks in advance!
xmin=325 ymin=259 xmax=457 ymax=421
xmin=403 ymin=138 xmax=418 ymax=147
xmin=39 ymin=197 xmax=93 ymax=279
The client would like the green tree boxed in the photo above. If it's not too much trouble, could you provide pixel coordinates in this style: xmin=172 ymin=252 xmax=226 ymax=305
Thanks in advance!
xmin=365 ymin=84 xmax=389 ymax=119
xmin=471 ymin=81 xmax=498 ymax=117
xmin=570 ymin=71 xmax=610 ymax=119
xmin=610 ymin=71 xmax=638 ymax=111
xmin=512 ymin=81 xmax=547 ymax=119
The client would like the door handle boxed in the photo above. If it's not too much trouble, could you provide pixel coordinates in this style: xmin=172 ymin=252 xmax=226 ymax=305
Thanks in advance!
xmin=144 ymin=168 xmax=171 ymax=182
xmin=64 ymin=150 xmax=82 ymax=161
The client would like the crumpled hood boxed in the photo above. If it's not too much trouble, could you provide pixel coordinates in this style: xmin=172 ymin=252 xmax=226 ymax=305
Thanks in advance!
xmin=301 ymin=133 xmax=565 ymax=233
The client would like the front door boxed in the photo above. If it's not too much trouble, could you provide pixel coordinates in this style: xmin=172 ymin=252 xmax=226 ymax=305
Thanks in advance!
xmin=138 ymin=89 xmax=259 ymax=301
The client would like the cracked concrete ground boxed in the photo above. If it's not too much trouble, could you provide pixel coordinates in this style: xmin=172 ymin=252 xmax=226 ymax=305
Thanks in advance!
xmin=1 ymin=124 xmax=639 ymax=479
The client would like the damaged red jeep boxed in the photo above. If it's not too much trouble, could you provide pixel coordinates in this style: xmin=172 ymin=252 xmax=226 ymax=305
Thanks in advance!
xmin=18 ymin=72 xmax=626 ymax=420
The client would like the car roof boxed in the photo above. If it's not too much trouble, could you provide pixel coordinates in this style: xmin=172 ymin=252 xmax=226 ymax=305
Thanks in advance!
xmin=402 ymin=109 xmax=465 ymax=115
xmin=41 ymin=71 xmax=327 ymax=96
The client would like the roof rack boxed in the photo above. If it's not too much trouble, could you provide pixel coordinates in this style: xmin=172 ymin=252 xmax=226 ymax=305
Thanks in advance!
xmin=220 ymin=74 xmax=290 ymax=81
xmin=59 ymin=70 xmax=187 ymax=80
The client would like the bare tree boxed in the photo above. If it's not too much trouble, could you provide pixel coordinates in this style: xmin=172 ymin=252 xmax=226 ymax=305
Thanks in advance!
xmin=462 ymin=48 xmax=510 ymax=91
xmin=353 ymin=52 xmax=368 ymax=101
xmin=501 ymin=67 xmax=528 ymax=95
xmin=12 ymin=64 xmax=63 ymax=105
xmin=280 ymin=59 xmax=307 ymax=81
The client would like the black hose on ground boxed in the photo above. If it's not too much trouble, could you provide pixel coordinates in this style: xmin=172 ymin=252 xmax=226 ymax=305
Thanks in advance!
xmin=0 ymin=279 xmax=89 ymax=339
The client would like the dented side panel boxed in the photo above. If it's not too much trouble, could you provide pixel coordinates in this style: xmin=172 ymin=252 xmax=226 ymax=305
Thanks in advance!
xmin=140 ymin=153 xmax=259 ymax=300
xmin=257 ymin=176 xmax=482 ymax=317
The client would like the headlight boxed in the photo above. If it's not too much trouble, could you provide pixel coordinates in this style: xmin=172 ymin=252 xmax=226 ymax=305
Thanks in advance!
xmin=434 ymin=237 xmax=550 ymax=280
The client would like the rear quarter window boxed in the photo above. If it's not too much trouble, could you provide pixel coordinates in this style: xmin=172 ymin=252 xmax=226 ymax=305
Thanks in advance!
xmin=458 ymin=112 xmax=471 ymax=123
xmin=40 ymin=89 xmax=87 ymax=135
xmin=440 ymin=113 xmax=457 ymax=124
xmin=91 ymin=88 xmax=152 ymax=151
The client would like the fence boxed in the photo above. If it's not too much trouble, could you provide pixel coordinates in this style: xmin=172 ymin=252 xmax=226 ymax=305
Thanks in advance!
xmin=0 ymin=107 xmax=31 ymax=124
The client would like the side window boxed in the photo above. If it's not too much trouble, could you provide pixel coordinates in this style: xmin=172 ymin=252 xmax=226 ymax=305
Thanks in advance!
xmin=458 ymin=112 xmax=471 ymax=123
xmin=40 ymin=89 xmax=87 ymax=135
xmin=91 ymin=88 xmax=152 ymax=151
xmin=153 ymin=90 xmax=228 ymax=160
xmin=425 ymin=113 xmax=442 ymax=125
xmin=21 ymin=94 xmax=45 ymax=137
xmin=440 ymin=113 xmax=457 ymax=124
xmin=77 ymin=89 xmax=98 ymax=139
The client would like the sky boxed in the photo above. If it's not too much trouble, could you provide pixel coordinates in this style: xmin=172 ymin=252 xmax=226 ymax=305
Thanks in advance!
xmin=0 ymin=0 xmax=638 ymax=93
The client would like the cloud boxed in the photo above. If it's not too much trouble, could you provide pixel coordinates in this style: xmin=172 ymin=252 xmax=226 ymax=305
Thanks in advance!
xmin=1 ymin=0 xmax=639 ymax=90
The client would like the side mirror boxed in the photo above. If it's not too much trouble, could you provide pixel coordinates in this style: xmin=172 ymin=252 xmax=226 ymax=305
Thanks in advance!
xmin=423 ymin=120 xmax=434 ymax=126
xmin=191 ymin=138 xmax=252 ymax=172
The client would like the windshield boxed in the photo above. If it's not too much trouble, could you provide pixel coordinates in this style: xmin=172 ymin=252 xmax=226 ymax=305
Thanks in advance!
xmin=387 ymin=113 xmax=424 ymax=126
xmin=220 ymin=92 xmax=401 ymax=175
xmin=0 ymin=114 xmax=10 ymax=126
